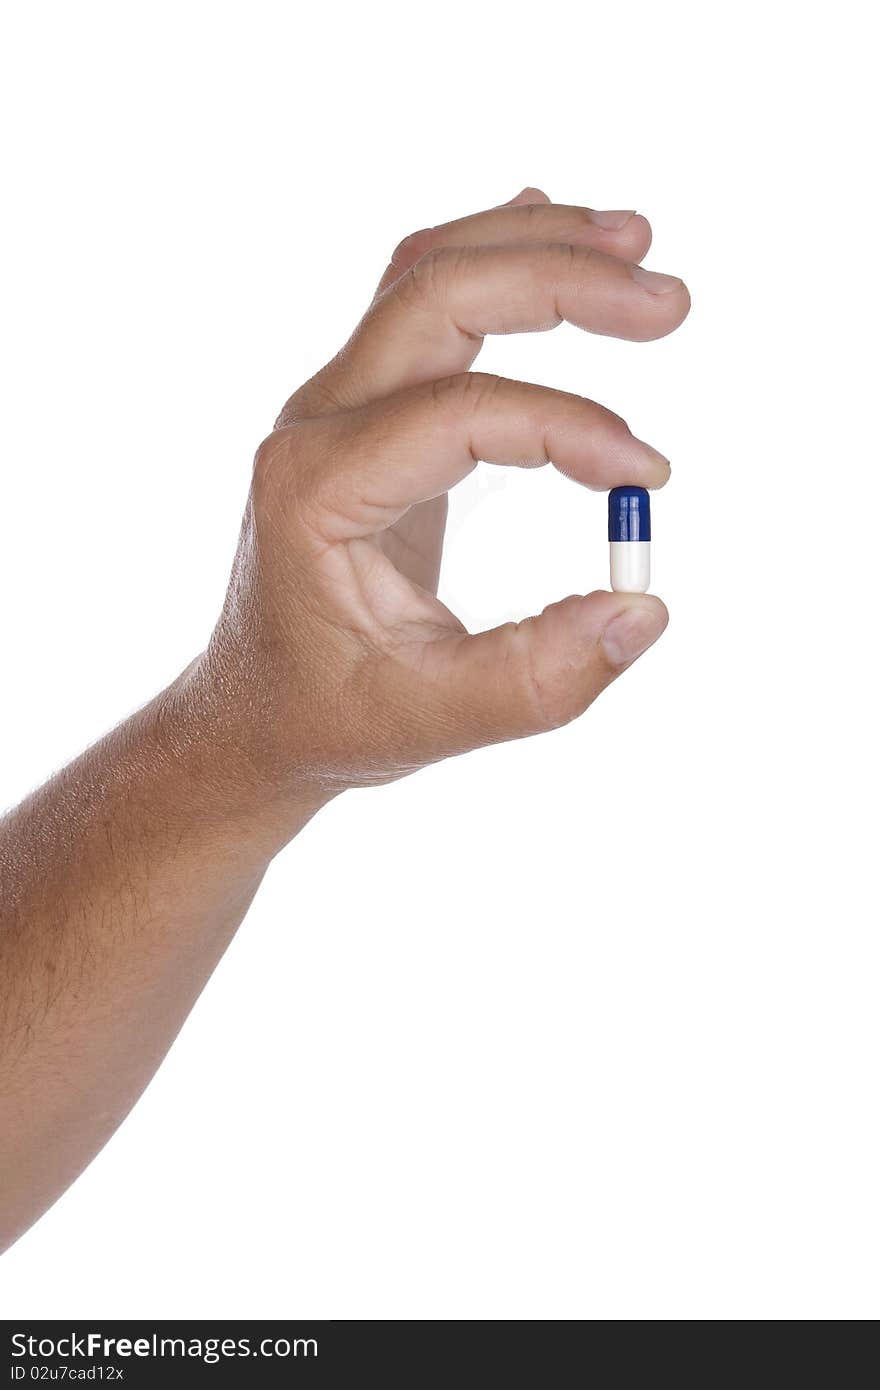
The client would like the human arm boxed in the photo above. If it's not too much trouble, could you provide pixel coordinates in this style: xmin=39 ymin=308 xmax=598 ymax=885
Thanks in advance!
xmin=0 ymin=189 xmax=689 ymax=1251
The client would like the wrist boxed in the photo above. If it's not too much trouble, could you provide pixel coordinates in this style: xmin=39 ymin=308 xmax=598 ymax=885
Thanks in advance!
xmin=155 ymin=651 xmax=336 ymax=859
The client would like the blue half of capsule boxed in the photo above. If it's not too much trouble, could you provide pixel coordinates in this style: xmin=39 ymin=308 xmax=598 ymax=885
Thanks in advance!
xmin=608 ymin=485 xmax=651 ymax=542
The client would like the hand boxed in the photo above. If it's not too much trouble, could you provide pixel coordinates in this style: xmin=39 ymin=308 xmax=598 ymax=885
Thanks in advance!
xmin=0 ymin=193 xmax=689 ymax=1247
xmin=192 ymin=189 xmax=690 ymax=801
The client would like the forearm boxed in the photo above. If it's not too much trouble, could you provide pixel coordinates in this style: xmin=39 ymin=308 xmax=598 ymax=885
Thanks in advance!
xmin=0 ymin=659 xmax=325 ymax=1253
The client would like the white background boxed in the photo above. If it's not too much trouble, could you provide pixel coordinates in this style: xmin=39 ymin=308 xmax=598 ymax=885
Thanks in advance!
xmin=1 ymin=0 xmax=878 ymax=1321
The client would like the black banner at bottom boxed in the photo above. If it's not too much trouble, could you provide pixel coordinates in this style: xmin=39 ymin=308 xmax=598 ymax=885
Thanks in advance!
xmin=4 ymin=1320 xmax=574 ymax=1386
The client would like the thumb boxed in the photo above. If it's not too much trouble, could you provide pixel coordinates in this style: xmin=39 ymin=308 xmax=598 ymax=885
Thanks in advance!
xmin=441 ymin=591 xmax=668 ymax=749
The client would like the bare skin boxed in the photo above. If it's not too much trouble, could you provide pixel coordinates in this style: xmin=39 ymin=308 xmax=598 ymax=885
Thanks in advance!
xmin=0 ymin=189 xmax=690 ymax=1253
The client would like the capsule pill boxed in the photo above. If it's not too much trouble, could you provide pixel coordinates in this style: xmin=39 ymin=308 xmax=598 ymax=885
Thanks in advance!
xmin=608 ymin=485 xmax=651 ymax=594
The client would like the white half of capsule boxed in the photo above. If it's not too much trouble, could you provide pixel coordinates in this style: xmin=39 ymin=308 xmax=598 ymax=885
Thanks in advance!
xmin=610 ymin=540 xmax=650 ymax=593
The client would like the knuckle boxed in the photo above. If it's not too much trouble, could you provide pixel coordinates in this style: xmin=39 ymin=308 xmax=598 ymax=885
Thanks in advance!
xmin=430 ymin=370 xmax=505 ymax=414
xmin=276 ymin=372 xmax=344 ymax=425
xmin=391 ymin=226 xmax=434 ymax=267
xmin=594 ymin=408 xmax=634 ymax=458
xmin=251 ymin=425 xmax=309 ymax=509
xmin=599 ymin=407 xmax=631 ymax=443
xmin=544 ymin=240 xmax=589 ymax=275
xmin=251 ymin=430 xmax=285 ymax=498
xmin=395 ymin=243 xmax=467 ymax=307
xmin=510 ymin=618 xmax=584 ymax=734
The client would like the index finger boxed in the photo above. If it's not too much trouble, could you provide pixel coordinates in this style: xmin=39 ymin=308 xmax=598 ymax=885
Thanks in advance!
xmin=285 ymin=373 xmax=671 ymax=540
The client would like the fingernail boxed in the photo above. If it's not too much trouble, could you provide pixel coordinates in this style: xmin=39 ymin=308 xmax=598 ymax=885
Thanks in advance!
xmin=629 ymin=265 xmax=682 ymax=295
xmin=588 ymin=209 xmax=635 ymax=230
xmin=601 ymin=605 xmax=667 ymax=666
